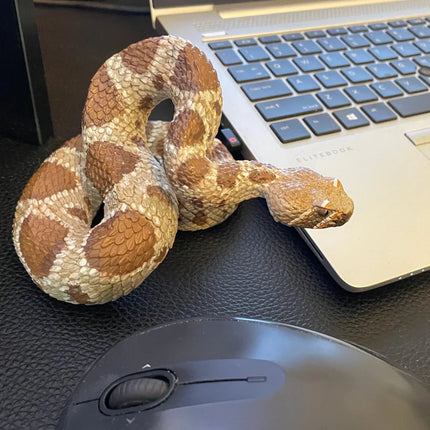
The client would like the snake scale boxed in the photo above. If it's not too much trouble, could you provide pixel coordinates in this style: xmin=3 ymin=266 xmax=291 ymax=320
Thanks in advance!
xmin=12 ymin=36 xmax=353 ymax=305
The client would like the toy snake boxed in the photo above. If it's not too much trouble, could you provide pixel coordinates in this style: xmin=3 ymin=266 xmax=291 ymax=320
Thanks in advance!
xmin=12 ymin=36 xmax=353 ymax=304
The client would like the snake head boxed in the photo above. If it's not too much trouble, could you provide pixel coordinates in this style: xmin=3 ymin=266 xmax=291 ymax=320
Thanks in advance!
xmin=264 ymin=167 xmax=354 ymax=229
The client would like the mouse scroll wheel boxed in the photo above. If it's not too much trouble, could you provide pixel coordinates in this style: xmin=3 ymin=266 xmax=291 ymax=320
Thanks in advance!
xmin=107 ymin=377 xmax=170 ymax=409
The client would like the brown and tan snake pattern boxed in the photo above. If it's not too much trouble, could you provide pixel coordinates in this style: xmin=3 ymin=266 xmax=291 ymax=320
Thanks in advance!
xmin=12 ymin=36 xmax=353 ymax=305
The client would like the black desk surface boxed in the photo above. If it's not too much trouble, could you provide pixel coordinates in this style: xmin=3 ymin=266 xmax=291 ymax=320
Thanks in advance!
xmin=1 ymin=6 xmax=430 ymax=430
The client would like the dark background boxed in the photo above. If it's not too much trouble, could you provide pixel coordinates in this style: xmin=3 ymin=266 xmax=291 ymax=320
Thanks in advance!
xmin=1 ymin=5 xmax=429 ymax=429
xmin=0 ymin=0 xmax=52 ymax=144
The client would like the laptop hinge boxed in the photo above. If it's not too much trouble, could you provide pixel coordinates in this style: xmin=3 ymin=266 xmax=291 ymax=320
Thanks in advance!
xmin=218 ymin=0 xmax=406 ymax=19
xmin=149 ymin=0 xmax=214 ymax=27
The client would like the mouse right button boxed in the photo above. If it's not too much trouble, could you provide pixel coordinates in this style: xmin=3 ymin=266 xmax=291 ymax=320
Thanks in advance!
xmin=164 ymin=358 xmax=285 ymax=410
xmin=171 ymin=358 xmax=284 ymax=385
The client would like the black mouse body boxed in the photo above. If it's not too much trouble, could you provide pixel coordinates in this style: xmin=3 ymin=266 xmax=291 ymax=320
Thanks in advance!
xmin=59 ymin=318 xmax=430 ymax=429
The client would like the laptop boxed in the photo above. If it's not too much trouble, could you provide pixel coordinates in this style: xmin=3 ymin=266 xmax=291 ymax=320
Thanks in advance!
xmin=149 ymin=0 xmax=430 ymax=291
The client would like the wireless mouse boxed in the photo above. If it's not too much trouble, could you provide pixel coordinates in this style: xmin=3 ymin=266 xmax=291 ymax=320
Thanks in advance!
xmin=59 ymin=317 xmax=430 ymax=429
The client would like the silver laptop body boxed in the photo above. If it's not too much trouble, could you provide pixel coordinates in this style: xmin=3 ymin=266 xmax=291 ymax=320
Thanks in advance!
xmin=150 ymin=0 xmax=430 ymax=291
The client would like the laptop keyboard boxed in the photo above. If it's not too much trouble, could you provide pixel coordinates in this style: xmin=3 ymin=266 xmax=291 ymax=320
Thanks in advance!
xmin=207 ymin=18 xmax=430 ymax=143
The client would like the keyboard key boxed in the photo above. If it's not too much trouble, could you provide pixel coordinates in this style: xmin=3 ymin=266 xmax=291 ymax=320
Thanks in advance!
xmin=287 ymin=75 xmax=320 ymax=93
xmin=344 ymin=85 xmax=378 ymax=103
xmin=317 ymin=37 xmax=347 ymax=52
xmin=409 ymin=25 xmax=430 ymax=39
xmin=216 ymin=50 xmax=242 ymax=66
xmin=369 ymin=23 xmax=389 ymax=30
xmin=364 ymin=31 xmax=393 ymax=45
xmin=292 ymin=40 xmax=323 ymax=55
xmin=241 ymin=79 xmax=292 ymax=101
xmin=341 ymin=66 xmax=373 ymax=83
xmin=370 ymin=81 xmax=403 ymax=98
xmin=306 ymin=30 xmax=326 ymax=38
xmin=259 ymin=35 xmax=281 ymax=44
xmin=349 ymin=25 xmax=368 ymax=33
xmin=368 ymin=46 xmax=398 ymax=61
xmin=287 ymin=75 xmax=320 ymax=92
xmin=333 ymin=107 xmax=370 ymax=129
xmin=234 ymin=38 xmax=257 ymax=46
xmin=266 ymin=59 xmax=298 ymax=76
xmin=270 ymin=119 xmax=310 ymax=143
xmin=341 ymin=34 xmax=370 ymax=48
xmin=415 ymin=40 xmax=430 ymax=54
xmin=239 ymin=46 xmax=270 ymax=62
xmin=314 ymin=70 xmax=348 ymax=88
xmin=421 ymin=75 xmax=430 ymax=86
xmin=414 ymin=55 xmax=430 ymax=68
xmin=392 ymin=42 xmax=421 ymax=57
xmin=316 ymin=89 xmax=351 ymax=108
xmin=319 ymin=52 xmax=350 ymax=68
xmin=395 ymin=77 xmax=428 ymax=93
xmin=366 ymin=63 xmax=398 ymax=79
xmin=390 ymin=59 xmax=416 ymax=74
xmin=327 ymin=27 xmax=348 ymax=36
xmin=388 ymin=92 xmax=430 ymax=117
xmin=208 ymin=40 xmax=232 ymax=50
xmin=304 ymin=113 xmax=341 ymax=135
xmin=361 ymin=102 xmax=397 ymax=123
xmin=388 ymin=20 xmax=407 ymax=28
xmin=256 ymin=94 xmax=323 ymax=121
xmin=282 ymin=33 xmax=304 ymax=41
xmin=388 ymin=28 xmax=414 ymax=42
xmin=344 ymin=49 xmax=374 ymax=65
xmin=408 ymin=18 xmax=426 ymax=26
xmin=228 ymin=63 xmax=270 ymax=82
xmin=293 ymin=56 xmax=324 ymax=72
xmin=266 ymin=43 xmax=296 ymax=58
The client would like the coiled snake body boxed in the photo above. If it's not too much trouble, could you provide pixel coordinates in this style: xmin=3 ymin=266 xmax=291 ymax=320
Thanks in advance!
xmin=12 ymin=36 xmax=353 ymax=305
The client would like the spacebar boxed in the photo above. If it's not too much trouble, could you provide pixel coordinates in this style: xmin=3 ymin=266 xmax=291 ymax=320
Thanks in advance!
xmin=388 ymin=93 xmax=430 ymax=118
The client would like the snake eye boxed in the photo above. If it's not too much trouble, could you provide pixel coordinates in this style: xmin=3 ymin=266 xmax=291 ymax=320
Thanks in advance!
xmin=316 ymin=207 xmax=329 ymax=217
